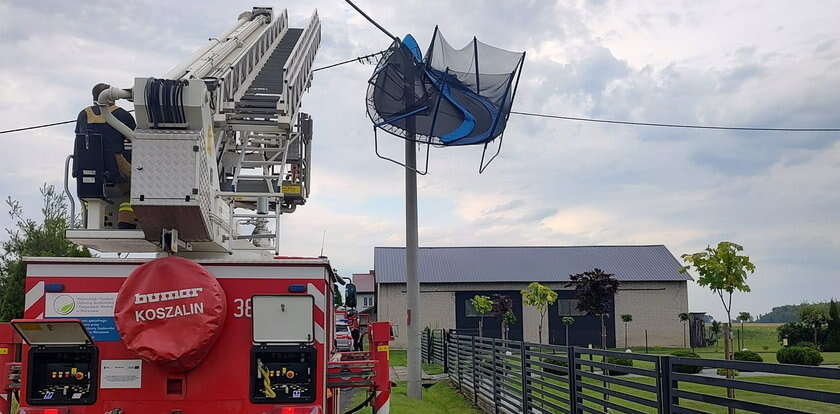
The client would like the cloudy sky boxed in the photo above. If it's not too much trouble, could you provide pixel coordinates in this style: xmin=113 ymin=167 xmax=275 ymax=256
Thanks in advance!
xmin=1 ymin=1 xmax=839 ymax=320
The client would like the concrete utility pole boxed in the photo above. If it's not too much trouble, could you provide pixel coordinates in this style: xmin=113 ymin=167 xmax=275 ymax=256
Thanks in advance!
xmin=403 ymin=51 xmax=423 ymax=400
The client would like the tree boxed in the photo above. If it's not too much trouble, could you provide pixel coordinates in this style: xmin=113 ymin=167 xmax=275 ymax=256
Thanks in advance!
xmin=566 ymin=268 xmax=620 ymax=349
xmin=470 ymin=295 xmax=493 ymax=337
xmin=737 ymin=312 xmax=752 ymax=350
xmin=521 ymin=282 xmax=558 ymax=344
xmin=710 ymin=321 xmax=722 ymax=352
xmin=492 ymin=294 xmax=514 ymax=340
xmin=333 ymin=283 xmax=344 ymax=307
xmin=620 ymin=314 xmax=633 ymax=349
xmin=679 ymin=313 xmax=690 ymax=349
xmin=1 ymin=185 xmax=91 ymax=321
xmin=502 ymin=311 xmax=517 ymax=341
xmin=826 ymin=300 xmax=840 ymax=352
xmin=681 ymin=241 xmax=756 ymax=413
xmin=799 ymin=304 xmax=828 ymax=347
xmin=562 ymin=316 xmax=575 ymax=346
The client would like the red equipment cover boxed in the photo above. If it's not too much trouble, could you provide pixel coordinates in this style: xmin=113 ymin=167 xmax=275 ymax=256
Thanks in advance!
xmin=114 ymin=256 xmax=227 ymax=372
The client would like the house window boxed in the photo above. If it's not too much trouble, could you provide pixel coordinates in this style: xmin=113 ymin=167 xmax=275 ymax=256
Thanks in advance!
xmin=465 ymin=300 xmax=482 ymax=317
xmin=363 ymin=296 xmax=372 ymax=307
xmin=557 ymin=299 xmax=586 ymax=316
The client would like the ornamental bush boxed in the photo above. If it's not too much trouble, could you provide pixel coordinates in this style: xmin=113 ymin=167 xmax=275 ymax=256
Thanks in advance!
xmin=542 ymin=358 xmax=568 ymax=376
xmin=777 ymin=346 xmax=823 ymax=366
xmin=733 ymin=350 xmax=763 ymax=363
xmin=606 ymin=357 xmax=634 ymax=376
xmin=670 ymin=350 xmax=703 ymax=374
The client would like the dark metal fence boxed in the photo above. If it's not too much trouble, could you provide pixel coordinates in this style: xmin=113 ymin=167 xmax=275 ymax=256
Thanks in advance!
xmin=436 ymin=332 xmax=840 ymax=414
xmin=421 ymin=328 xmax=447 ymax=367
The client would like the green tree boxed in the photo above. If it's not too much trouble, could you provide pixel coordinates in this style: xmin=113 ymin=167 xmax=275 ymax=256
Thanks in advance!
xmin=799 ymin=304 xmax=828 ymax=347
xmin=679 ymin=312 xmax=690 ymax=349
xmin=521 ymin=282 xmax=558 ymax=344
xmin=566 ymin=268 xmax=620 ymax=349
xmin=826 ymin=300 xmax=840 ymax=352
xmin=0 ymin=185 xmax=91 ymax=321
xmin=333 ymin=283 xmax=344 ymax=307
xmin=502 ymin=311 xmax=517 ymax=341
xmin=710 ymin=321 xmax=722 ymax=352
xmin=470 ymin=295 xmax=493 ymax=337
xmin=737 ymin=312 xmax=752 ymax=350
xmin=492 ymin=294 xmax=514 ymax=340
xmin=681 ymin=241 xmax=756 ymax=412
xmin=620 ymin=314 xmax=633 ymax=349
xmin=562 ymin=316 xmax=575 ymax=346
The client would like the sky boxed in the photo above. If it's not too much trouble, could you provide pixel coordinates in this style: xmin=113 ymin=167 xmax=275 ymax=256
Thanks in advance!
xmin=1 ymin=0 xmax=839 ymax=321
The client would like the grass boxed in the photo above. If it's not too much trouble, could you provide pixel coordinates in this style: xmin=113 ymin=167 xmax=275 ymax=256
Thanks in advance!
xmin=390 ymin=349 xmax=407 ymax=366
xmin=388 ymin=349 xmax=446 ymax=374
xmin=500 ymin=353 xmax=840 ymax=414
xmin=621 ymin=323 xmax=840 ymax=365
xmin=350 ymin=381 xmax=480 ymax=414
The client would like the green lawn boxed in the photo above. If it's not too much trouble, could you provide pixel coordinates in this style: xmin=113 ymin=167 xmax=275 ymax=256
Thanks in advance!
xmin=388 ymin=349 xmax=446 ymax=374
xmin=390 ymin=349 xmax=407 ymax=366
xmin=620 ymin=323 xmax=840 ymax=365
xmin=350 ymin=381 xmax=480 ymax=414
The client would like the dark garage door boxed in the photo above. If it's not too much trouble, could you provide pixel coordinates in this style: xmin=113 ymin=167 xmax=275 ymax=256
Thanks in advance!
xmin=548 ymin=290 xmax=615 ymax=348
xmin=455 ymin=291 xmax=523 ymax=341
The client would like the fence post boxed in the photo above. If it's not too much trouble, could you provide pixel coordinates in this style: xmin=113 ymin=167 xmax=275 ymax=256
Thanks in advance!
xmin=567 ymin=346 xmax=578 ymax=414
xmin=428 ymin=330 xmax=434 ymax=364
xmin=457 ymin=335 xmax=463 ymax=393
xmin=443 ymin=330 xmax=449 ymax=374
xmin=660 ymin=355 xmax=675 ymax=414
xmin=472 ymin=335 xmax=478 ymax=405
xmin=520 ymin=340 xmax=529 ymax=413
xmin=491 ymin=338 xmax=499 ymax=414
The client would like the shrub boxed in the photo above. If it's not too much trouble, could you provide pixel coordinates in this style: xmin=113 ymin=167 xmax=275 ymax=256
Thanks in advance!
xmin=733 ymin=350 xmax=763 ymax=372
xmin=670 ymin=351 xmax=703 ymax=374
xmin=777 ymin=346 xmax=824 ymax=366
xmin=778 ymin=322 xmax=825 ymax=345
xmin=733 ymin=350 xmax=763 ymax=363
xmin=794 ymin=341 xmax=820 ymax=350
xmin=542 ymin=358 xmax=568 ymax=376
xmin=606 ymin=357 xmax=634 ymax=376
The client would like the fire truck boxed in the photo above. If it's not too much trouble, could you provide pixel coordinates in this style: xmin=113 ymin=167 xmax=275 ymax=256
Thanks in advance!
xmin=0 ymin=7 xmax=391 ymax=414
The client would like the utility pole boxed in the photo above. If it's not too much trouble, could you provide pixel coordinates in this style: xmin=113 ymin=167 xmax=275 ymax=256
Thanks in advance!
xmin=403 ymin=48 xmax=423 ymax=400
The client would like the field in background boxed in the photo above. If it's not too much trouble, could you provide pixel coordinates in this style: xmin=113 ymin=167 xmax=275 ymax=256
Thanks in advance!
xmin=623 ymin=323 xmax=840 ymax=365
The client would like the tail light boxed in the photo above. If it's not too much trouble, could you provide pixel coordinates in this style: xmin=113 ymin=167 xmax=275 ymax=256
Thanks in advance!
xmin=18 ymin=408 xmax=72 ymax=414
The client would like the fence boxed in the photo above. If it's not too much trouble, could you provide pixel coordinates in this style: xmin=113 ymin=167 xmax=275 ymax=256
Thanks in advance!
xmin=422 ymin=331 xmax=840 ymax=414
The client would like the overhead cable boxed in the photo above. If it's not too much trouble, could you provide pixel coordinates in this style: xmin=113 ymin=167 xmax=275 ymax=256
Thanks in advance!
xmin=510 ymin=111 xmax=840 ymax=132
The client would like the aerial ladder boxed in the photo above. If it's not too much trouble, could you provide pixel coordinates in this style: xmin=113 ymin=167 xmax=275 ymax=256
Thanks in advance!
xmin=66 ymin=6 xmax=320 ymax=256
xmin=2 ymin=7 xmax=392 ymax=414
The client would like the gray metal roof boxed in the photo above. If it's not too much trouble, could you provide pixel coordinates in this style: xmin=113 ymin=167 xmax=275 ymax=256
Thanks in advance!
xmin=374 ymin=245 xmax=692 ymax=284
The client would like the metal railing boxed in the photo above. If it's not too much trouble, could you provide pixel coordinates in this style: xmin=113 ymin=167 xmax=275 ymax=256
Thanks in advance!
xmin=438 ymin=333 xmax=840 ymax=414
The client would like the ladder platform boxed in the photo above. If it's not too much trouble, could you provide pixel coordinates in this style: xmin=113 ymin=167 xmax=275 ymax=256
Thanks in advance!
xmin=66 ymin=229 xmax=160 ymax=253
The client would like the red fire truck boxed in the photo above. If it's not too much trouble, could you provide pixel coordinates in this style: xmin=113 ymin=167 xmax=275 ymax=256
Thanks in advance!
xmin=1 ymin=6 xmax=392 ymax=414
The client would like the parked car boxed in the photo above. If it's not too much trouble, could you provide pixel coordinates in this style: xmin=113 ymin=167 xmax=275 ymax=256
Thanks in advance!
xmin=335 ymin=323 xmax=354 ymax=352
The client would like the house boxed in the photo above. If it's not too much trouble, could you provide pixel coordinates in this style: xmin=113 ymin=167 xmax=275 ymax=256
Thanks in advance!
xmin=352 ymin=271 xmax=376 ymax=327
xmin=374 ymin=245 xmax=691 ymax=349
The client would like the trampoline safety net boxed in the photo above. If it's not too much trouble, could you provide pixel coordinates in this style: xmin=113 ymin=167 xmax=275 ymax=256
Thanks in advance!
xmin=366 ymin=27 xmax=525 ymax=147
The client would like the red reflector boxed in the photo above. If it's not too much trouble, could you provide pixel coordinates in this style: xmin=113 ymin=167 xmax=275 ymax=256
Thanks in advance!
xmin=44 ymin=410 xmax=61 ymax=414
xmin=272 ymin=406 xmax=319 ymax=414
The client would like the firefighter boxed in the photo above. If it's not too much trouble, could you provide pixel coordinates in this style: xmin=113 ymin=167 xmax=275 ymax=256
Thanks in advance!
xmin=75 ymin=83 xmax=137 ymax=228
xmin=348 ymin=310 xmax=362 ymax=351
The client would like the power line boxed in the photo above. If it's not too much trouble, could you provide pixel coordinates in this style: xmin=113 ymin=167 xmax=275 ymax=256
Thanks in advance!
xmin=0 ymin=50 xmax=386 ymax=136
xmin=312 ymin=50 xmax=385 ymax=72
xmin=4 ymin=54 xmax=840 ymax=135
xmin=510 ymin=111 xmax=840 ymax=132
